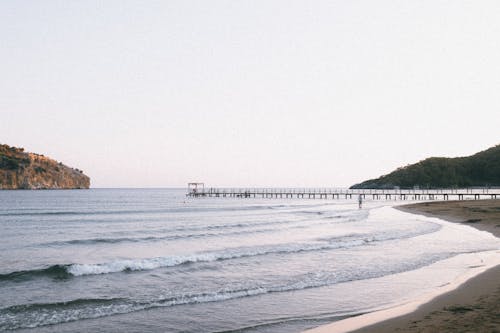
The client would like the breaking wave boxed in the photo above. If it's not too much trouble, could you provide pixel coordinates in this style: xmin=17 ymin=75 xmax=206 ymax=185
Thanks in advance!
xmin=0 ymin=251 xmax=454 ymax=331
xmin=1 ymin=221 xmax=441 ymax=281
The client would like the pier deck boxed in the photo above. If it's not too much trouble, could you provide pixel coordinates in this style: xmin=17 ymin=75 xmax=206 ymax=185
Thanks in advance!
xmin=187 ymin=187 xmax=500 ymax=201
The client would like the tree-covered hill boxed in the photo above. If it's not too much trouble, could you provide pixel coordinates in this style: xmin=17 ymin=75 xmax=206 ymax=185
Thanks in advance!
xmin=350 ymin=145 xmax=500 ymax=189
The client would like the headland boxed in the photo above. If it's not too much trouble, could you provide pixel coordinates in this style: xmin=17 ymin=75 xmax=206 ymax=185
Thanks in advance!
xmin=0 ymin=144 xmax=90 ymax=189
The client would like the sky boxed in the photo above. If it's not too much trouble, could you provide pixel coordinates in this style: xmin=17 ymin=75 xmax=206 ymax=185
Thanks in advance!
xmin=1 ymin=1 xmax=499 ymax=188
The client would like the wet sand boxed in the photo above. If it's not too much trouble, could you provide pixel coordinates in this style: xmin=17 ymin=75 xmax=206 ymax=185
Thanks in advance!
xmin=353 ymin=199 xmax=500 ymax=333
xmin=398 ymin=199 xmax=500 ymax=238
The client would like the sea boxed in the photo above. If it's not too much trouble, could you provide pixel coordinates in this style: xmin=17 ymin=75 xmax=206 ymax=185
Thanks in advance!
xmin=1 ymin=188 xmax=499 ymax=332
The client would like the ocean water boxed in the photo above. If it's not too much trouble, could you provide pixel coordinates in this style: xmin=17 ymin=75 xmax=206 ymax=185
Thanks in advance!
xmin=0 ymin=189 xmax=499 ymax=332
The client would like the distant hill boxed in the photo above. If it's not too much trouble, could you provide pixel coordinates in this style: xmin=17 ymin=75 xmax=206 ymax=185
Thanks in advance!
xmin=0 ymin=144 xmax=90 ymax=189
xmin=350 ymin=145 xmax=500 ymax=189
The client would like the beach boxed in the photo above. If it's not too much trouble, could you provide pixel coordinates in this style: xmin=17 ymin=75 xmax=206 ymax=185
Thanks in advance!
xmin=306 ymin=199 xmax=500 ymax=333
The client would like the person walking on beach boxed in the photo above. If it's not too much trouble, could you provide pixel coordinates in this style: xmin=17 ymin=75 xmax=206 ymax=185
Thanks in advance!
xmin=358 ymin=194 xmax=363 ymax=209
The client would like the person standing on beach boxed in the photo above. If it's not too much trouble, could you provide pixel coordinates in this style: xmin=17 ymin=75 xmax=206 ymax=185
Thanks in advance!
xmin=358 ymin=194 xmax=363 ymax=209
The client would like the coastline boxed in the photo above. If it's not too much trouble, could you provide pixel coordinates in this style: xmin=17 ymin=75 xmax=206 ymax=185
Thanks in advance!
xmin=304 ymin=199 xmax=500 ymax=333
xmin=397 ymin=199 xmax=500 ymax=238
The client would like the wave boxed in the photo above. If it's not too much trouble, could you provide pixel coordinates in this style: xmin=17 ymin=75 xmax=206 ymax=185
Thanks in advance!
xmin=0 ymin=251 xmax=455 ymax=331
xmin=65 ymin=240 xmax=365 ymax=276
xmin=170 ymin=209 xmax=362 ymax=231
xmin=0 ymin=201 xmax=355 ymax=221
xmin=30 ymin=208 xmax=366 ymax=248
xmin=1 ymin=222 xmax=442 ymax=281
xmin=0 ymin=203 xmax=303 ymax=218
xmin=3 ymin=209 xmax=357 ymax=242
xmin=0 ymin=265 xmax=72 ymax=282
xmin=40 ymin=227 xmax=280 ymax=246
xmin=0 ymin=298 xmax=128 ymax=330
xmin=38 ymin=212 xmax=364 ymax=247
xmin=2 ymin=297 xmax=122 ymax=314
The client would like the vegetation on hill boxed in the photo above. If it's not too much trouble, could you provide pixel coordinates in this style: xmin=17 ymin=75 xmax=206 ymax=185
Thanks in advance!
xmin=0 ymin=144 xmax=90 ymax=189
xmin=350 ymin=145 xmax=500 ymax=189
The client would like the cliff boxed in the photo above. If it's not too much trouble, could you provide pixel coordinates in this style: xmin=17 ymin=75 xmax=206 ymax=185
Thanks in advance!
xmin=0 ymin=144 xmax=90 ymax=189
xmin=351 ymin=144 xmax=500 ymax=189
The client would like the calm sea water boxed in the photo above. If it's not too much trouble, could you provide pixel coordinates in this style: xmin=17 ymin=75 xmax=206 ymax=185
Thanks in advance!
xmin=1 ymin=189 xmax=499 ymax=332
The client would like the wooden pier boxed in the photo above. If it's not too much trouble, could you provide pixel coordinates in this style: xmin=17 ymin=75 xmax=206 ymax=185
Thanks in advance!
xmin=187 ymin=186 xmax=500 ymax=201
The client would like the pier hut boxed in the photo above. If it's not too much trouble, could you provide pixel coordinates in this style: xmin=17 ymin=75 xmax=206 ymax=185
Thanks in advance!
xmin=188 ymin=182 xmax=205 ymax=196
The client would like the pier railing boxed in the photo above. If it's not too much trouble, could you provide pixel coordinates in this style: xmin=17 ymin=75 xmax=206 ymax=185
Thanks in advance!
xmin=186 ymin=187 xmax=500 ymax=201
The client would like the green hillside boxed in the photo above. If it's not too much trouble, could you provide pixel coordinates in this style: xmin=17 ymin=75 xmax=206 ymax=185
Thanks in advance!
xmin=350 ymin=145 xmax=500 ymax=189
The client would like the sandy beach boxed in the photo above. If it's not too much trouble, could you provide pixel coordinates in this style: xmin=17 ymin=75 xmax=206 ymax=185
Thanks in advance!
xmin=305 ymin=199 xmax=500 ymax=333
xmin=398 ymin=200 xmax=500 ymax=239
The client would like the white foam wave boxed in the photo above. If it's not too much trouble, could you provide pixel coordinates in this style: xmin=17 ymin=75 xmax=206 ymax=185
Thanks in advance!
xmin=0 ymin=251 xmax=454 ymax=331
xmin=68 ymin=222 xmax=441 ymax=277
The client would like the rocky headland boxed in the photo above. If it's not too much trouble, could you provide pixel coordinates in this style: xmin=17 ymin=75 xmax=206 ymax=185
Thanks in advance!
xmin=0 ymin=144 xmax=90 ymax=189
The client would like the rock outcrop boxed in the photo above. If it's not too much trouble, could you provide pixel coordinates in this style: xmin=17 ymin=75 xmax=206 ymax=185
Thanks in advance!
xmin=0 ymin=144 xmax=90 ymax=189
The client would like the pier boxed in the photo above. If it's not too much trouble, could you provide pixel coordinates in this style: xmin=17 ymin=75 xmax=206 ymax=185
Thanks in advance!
xmin=187 ymin=185 xmax=500 ymax=201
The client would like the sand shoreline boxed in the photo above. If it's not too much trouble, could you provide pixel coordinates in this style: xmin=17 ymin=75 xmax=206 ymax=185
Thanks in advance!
xmin=304 ymin=199 xmax=500 ymax=333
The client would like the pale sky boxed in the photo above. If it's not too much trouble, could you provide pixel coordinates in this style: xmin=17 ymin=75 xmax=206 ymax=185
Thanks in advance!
xmin=1 ymin=1 xmax=499 ymax=188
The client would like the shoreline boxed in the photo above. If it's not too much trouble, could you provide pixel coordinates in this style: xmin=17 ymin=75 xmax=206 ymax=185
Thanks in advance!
xmin=304 ymin=199 xmax=500 ymax=333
